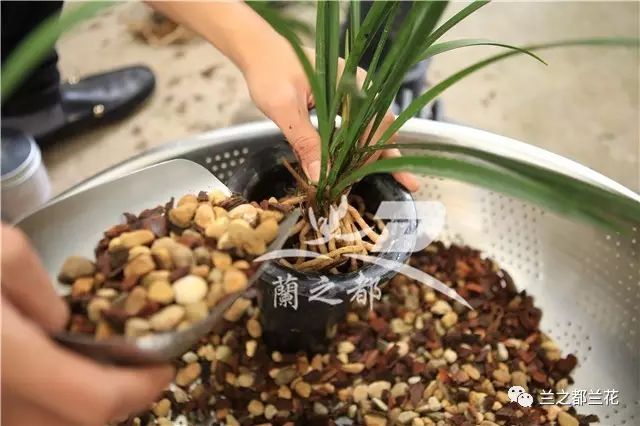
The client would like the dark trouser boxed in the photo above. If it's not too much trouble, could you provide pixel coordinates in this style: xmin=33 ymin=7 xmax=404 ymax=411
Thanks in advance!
xmin=1 ymin=1 xmax=64 ymax=115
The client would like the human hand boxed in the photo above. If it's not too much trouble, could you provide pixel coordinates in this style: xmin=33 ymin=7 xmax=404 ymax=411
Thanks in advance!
xmin=243 ymin=44 xmax=420 ymax=192
xmin=1 ymin=225 xmax=174 ymax=426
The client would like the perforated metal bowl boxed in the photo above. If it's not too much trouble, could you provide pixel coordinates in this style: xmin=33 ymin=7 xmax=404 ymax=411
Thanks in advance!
xmin=57 ymin=119 xmax=639 ymax=425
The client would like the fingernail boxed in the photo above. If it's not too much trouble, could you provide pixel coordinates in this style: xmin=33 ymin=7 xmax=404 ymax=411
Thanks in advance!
xmin=306 ymin=160 xmax=321 ymax=182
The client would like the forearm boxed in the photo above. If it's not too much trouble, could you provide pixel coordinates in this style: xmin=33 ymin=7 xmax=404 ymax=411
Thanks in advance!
xmin=147 ymin=1 xmax=285 ymax=74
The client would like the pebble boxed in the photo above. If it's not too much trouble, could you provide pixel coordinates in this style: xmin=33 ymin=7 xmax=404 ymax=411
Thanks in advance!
xmin=87 ymin=297 xmax=110 ymax=322
xmin=341 ymin=363 xmax=365 ymax=374
xmin=229 ymin=203 xmax=258 ymax=224
xmin=264 ymin=404 xmax=277 ymax=420
xmin=294 ymin=381 xmax=311 ymax=398
xmin=120 ymin=230 xmax=155 ymax=248
xmin=237 ymin=373 xmax=254 ymax=388
xmin=441 ymin=311 xmax=458 ymax=328
xmin=223 ymin=298 xmax=251 ymax=322
xmin=372 ymin=397 xmax=388 ymax=411
xmin=212 ymin=251 xmax=232 ymax=269
xmin=128 ymin=245 xmax=150 ymax=260
xmin=125 ymin=318 xmax=151 ymax=337
xmin=245 ymin=340 xmax=257 ymax=358
xmin=462 ymin=364 xmax=481 ymax=381
xmin=124 ymin=286 xmax=148 ymax=315
xmin=205 ymin=217 xmax=229 ymax=239
xmin=427 ymin=396 xmax=442 ymax=411
xmin=443 ymin=348 xmax=458 ymax=364
xmin=338 ymin=341 xmax=356 ymax=354
xmin=71 ymin=277 xmax=94 ymax=298
xmin=177 ymin=194 xmax=198 ymax=206
xmin=194 ymin=204 xmax=215 ymax=229
xmin=313 ymin=402 xmax=329 ymax=416
xmin=511 ymin=370 xmax=528 ymax=388
xmin=398 ymin=411 xmax=419 ymax=424
xmin=368 ymin=381 xmax=391 ymax=399
xmin=148 ymin=280 xmax=175 ymax=304
xmin=153 ymin=398 xmax=171 ymax=418
xmin=185 ymin=301 xmax=208 ymax=322
xmin=223 ymin=268 xmax=248 ymax=294
xmin=255 ymin=218 xmax=279 ymax=242
xmin=353 ymin=384 xmax=368 ymax=402
xmin=169 ymin=203 xmax=197 ymax=228
xmin=391 ymin=382 xmax=409 ymax=398
xmin=430 ymin=300 xmax=452 ymax=315
xmin=246 ymin=318 xmax=262 ymax=338
xmin=492 ymin=369 xmax=511 ymax=384
xmin=558 ymin=411 xmax=579 ymax=426
xmin=175 ymin=362 xmax=201 ymax=387
xmin=172 ymin=275 xmax=207 ymax=305
xmin=496 ymin=342 xmax=509 ymax=361
xmin=59 ymin=256 xmax=96 ymax=283
xmin=124 ymin=253 xmax=155 ymax=278
xmin=215 ymin=345 xmax=232 ymax=363
xmin=247 ymin=399 xmax=264 ymax=416
xmin=168 ymin=243 xmax=194 ymax=269
xmin=149 ymin=305 xmax=185 ymax=331
xmin=364 ymin=414 xmax=387 ymax=426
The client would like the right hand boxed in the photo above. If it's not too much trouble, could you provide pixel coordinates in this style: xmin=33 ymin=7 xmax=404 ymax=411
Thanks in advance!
xmin=1 ymin=224 xmax=174 ymax=426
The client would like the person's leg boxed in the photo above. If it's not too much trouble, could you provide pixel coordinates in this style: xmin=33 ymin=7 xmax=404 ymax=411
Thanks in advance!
xmin=1 ymin=2 xmax=156 ymax=144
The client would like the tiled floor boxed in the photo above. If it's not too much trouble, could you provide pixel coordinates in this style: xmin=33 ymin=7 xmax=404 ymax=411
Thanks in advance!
xmin=46 ymin=1 xmax=639 ymax=195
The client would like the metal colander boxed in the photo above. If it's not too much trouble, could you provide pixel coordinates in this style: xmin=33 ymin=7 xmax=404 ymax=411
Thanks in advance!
xmin=57 ymin=119 xmax=639 ymax=425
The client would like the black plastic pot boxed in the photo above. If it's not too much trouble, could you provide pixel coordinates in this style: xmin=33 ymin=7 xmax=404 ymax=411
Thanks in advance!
xmin=228 ymin=141 xmax=417 ymax=353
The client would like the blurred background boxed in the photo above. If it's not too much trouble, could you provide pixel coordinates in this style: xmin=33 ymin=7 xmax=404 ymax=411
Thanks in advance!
xmin=45 ymin=1 xmax=638 ymax=195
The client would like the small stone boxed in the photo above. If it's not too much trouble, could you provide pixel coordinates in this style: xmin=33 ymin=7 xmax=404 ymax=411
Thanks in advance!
xmin=443 ymin=348 xmax=458 ymax=364
xmin=94 ymin=321 xmax=115 ymax=340
xmin=176 ymin=362 xmax=201 ymax=387
xmin=153 ymin=398 xmax=171 ymax=418
xmin=558 ymin=411 xmax=580 ymax=426
xmin=313 ymin=402 xmax=329 ymax=416
xmin=124 ymin=287 xmax=148 ymax=315
xmin=247 ymin=318 xmax=262 ymax=338
xmin=430 ymin=300 xmax=452 ymax=315
xmin=492 ymin=369 xmax=511 ymax=384
xmin=390 ymin=318 xmax=412 ymax=334
xmin=427 ymin=396 xmax=442 ymax=411
xmin=391 ymin=382 xmax=409 ymax=398
xmin=408 ymin=376 xmax=421 ymax=385
xmin=127 ymin=245 xmax=151 ymax=261
xmin=141 ymin=270 xmax=170 ymax=287
xmin=225 ymin=414 xmax=239 ymax=426
xmin=194 ymin=204 xmax=215 ymax=229
xmin=441 ymin=311 xmax=458 ymax=328
xmin=245 ymin=340 xmax=257 ymax=358
xmin=59 ymin=256 xmax=95 ymax=283
xmin=237 ymin=373 xmax=254 ymax=388
xmin=177 ymin=194 xmax=198 ymax=206
xmin=212 ymin=251 xmax=232 ymax=269
xmin=294 ymin=381 xmax=312 ymax=398
xmin=149 ymin=305 xmax=185 ymax=331
xmin=338 ymin=341 xmax=356 ymax=354
xmin=96 ymin=288 xmax=118 ymax=299
xmin=185 ymin=301 xmax=209 ymax=322
xmin=124 ymin=253 xmax=155 ymax=278
xmin=87 ymin=297 xmax=111 ymax=322
xmin=172 ymin=275 xmax=208 ymax=305
xmin=368 ymin=381 xmax=391 ymax=399
xmin=215 ymin=345 xmax=232 ymax=363
xmin=255 ymin=218 xmax=279 ymax=242
xmin=462 ymin=364 xmax=481 ymax=381
xmin=275 ymin=366 xmax=297 ymax=385
xmin=496 ymin=342 xmax=509 ymax=361
xmin=208 ymin=189 xmax=227 ymax=204
xmin=148 ymin=280 xmax=175 ymax=304
xmin=364 ymin=414 xmax=387 ymax=426
xmin=248 ymin=399 xmax=264 ymax=416
xmin=353 ymin=384 xmax=368 ymax=402
xmin=511 ymin=370 xmax=528 ymax=388
xmin=125 ymin=317 xmax=151 ymax=337
xmin=264 ymin=404 xmax=277 ymax=420
xmin=71 ymin=277 xmax=94 ymax=298
xmin=206 ymin=282 xmax=225 ymax=307
xmin=398 ymin=411 xmax=419 ymax=424
xmin=223 ymin=298 xmax=251 ymax=322
xmin=278 ymin=386 xmax=292 ymax=399
xmin=341 ymin=363 xmax=365 ymax=374
xmin=372 ymin=397 xmax=388 ymax=411
xmin=223 ymin=268 xmax=248 ymax=294
xmin=205 ymin=217 xmax=229 ymax=239
xmin=229 ymin=203 xmax=258 ymax=224
xmin=182 ymin=351 xmax=198 ymax=363
xmin=120 ymin=230 xmax=155 ymax=248
xmin=169 ymin=203 xmax=197 ymax=228
xmin=168 ymin=243 xmax=194 ymax=269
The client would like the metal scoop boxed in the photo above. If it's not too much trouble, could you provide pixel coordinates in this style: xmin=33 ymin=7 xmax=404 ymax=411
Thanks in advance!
xmin=16 ymin=159 xmax=299 ymax=365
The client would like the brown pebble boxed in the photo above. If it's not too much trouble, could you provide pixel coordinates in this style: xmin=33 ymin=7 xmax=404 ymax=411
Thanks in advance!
xmin=147 ymin=280 xmax=174 ymax=304
xmin=176 ymin=362 xmax=202 ymax=387
xmin=246 ymin=318 xmax=262 ymax=338
xmin=293 ymin=381 xmax=311 ymax=398
xmin=71 ymin=277 xmax=94 ymax=298
xmin=153 ymin=398 xmax=171 ymax=417
xmin=59 ymin=256 xmax=95 ymax=283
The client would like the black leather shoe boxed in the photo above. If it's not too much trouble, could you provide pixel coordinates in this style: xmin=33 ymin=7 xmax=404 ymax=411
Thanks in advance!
xmin=2 ymin=65 xmax=155 ymax=143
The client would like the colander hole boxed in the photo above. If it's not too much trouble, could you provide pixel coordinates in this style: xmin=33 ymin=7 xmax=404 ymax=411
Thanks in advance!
xmin=241 ymin=147 xmax=249 ymax=154
xmin=215 ymin=154 xmax=221 ymax=161
xmin=233 ymin=149 xmax=240 ymax=156
xmin=205 ymin=157 xmax=212 ymax=164
xmin=223 ymin=152 xmax=230 ymax=159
